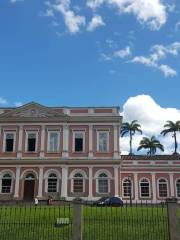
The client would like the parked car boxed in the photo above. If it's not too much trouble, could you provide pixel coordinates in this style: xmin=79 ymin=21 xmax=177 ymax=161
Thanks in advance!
xmin=95 ymin=197 xmax=123 ymax=207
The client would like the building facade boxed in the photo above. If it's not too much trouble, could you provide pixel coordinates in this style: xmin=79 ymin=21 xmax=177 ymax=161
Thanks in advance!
xmin=0 ymin=102 xmax=179 ymax=202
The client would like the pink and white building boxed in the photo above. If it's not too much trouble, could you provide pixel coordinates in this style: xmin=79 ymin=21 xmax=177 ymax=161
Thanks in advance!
xmin=0 ymin=102 xmax=179 ymax=202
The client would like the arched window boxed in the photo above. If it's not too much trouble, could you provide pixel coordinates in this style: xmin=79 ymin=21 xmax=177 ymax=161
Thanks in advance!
xmin=122 ymin=178 xmax=131 ymax=197
xmin=1 ymin=173 xmax=12 ymax=193
xmin=73 ymin=173 xmax=84 ymax=193
xmin=47 ymin=173 xmax=57 ymax=193
xmin=140 ymin=178 xmax=150 ymax=198
xmin=176 ymin=179 xmax=180 ymax=198
xmin=98 ymin=173 xmax=109 ymax=193
xmin=25 ymin=173 xmax=35 ymax=180
xmin=158 ymin=179 xmax=168 ymax=198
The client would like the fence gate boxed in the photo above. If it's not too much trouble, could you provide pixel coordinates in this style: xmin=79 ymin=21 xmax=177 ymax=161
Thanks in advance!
xmin=83 ymin=203 xmax=170 ymax=240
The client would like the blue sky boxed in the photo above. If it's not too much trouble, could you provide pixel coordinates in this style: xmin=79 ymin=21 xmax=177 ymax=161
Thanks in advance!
xmin=0 ymin=0 xmax=180 ymax=154
xmin=0 ymin=0 xmax=180 ymax=109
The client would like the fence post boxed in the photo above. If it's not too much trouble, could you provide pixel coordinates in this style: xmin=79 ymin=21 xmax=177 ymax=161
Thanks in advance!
xmin=166 ymin=198 xmax=180 ymax=240
xmin=73 ymin=203 xmax=83 ymax=240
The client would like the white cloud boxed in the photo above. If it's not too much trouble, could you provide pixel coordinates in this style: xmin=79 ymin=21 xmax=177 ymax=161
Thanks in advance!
xmin=131 ymin=42 xmax=180 ymax=77
xmin=14 ymin=102 xmax=23 ymax=107
xmin=114 ymin=46 xmax=131 ymax=58
xmin=87 ymin=0 xmax=168 ymax=30
xmin=87 ymin=0 xmax=104 ymax=9
xmin=158 ymin=64 xmax=177 ymax=77
xmin=121 ymin=95 xmax=180 ymax=154
xmin=44 ymin=0 xmax=86 ymax=34
xmin=175 ymin=21 xmax=180 ymax=31
xmin=87 ymin=15 xmax=105 ymax=31
xmin=10 ymin=0 xmax=24 ymax=3
xmin=0 ymin=97 xmax=8 ymax=105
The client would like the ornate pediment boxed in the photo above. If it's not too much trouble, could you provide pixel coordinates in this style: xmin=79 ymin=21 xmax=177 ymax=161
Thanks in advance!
xmin=0 ymin=102 xmax=69 ymax=121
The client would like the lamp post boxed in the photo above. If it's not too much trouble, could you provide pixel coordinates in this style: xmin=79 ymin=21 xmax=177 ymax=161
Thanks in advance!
xmin=128 ymin=175 xmax=132 ymax=207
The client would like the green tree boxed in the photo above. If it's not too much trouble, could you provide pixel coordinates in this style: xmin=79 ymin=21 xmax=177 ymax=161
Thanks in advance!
xmin=121 ymin=120 xmax=142 ymax=155
xmin=137 ymin=136 xmax=164 ymax=156
xmin=161 ymin=120 xmax=180 ymax=155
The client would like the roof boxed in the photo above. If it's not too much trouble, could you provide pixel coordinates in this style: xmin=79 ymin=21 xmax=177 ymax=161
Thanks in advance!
xmin=121 ymin=155 xmax=180 ymax=160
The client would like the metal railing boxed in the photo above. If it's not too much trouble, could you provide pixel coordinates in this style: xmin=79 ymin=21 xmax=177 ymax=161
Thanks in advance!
xmin=0 ymin=199 xmax=179 ymax=240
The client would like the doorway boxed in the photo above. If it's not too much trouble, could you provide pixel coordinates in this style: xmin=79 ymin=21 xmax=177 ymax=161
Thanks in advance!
xmin=23 ymin=173 xmax=35 ymax=200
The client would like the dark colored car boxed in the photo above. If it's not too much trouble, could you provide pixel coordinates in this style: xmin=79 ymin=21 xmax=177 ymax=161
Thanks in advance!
xmin=96 ymin=197 xmax=123 ymax=207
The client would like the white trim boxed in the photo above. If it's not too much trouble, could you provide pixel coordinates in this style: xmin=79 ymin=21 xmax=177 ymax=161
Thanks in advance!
xmin=97 ymin=130 xmax=109 ymax=153
xmin=47 ymin=130 xmax=60 ymax=153
xmin=151 ymin=173 xmax=156 ymax=203
xmin=139 ymin=177 xmax=151 ymax=198
xmin=62 ymin=125 xmax=68 ymax=158
xmin=17 ymin=126 xmax=23 ymax=158
xmin=114 ymin=166 xmax=119 ymax=196
xmin=88 ymin=167 xmax=93 ymax=198
xmin=61 ymin=166 xmax=68 ymax=198
xmin=37 ymin=167 xmax=43 ymax=197
xmin=40 ymin=126 xmax=45 ymax=157
xmin=3 ymin=131 xmax=16 ymax=153
xmin=20 ymin=169 xmax=38 ymax=179
xmin=14 ymin=167 xmax=21 ymax=198
xmin=72 ymin=131 xmax=85 ymax=153
xmin=25 ymin=131 xmax=38 ymax=153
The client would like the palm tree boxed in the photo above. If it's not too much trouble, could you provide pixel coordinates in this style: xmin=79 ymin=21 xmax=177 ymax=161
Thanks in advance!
xmin=121 ymin=120 xmax=142 ymax=155
xmin=161 ymin=120 xmax=180 ymax=155
xmin=137 ymin=136 xmax=164 ymax=156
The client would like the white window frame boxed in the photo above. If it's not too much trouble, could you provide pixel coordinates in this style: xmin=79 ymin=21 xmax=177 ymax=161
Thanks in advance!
xmin=3 ymin=131 xmax=16 ymax=153
xmin=97 ymin=130 xmax=109 ymax=153
xmin=96 ymin=172 xmax=110 ymax=194
xmin=47 ymin=131 xmax=60 ymax=153
xmin=176 ymin=179 xmax=180 ymax=198
xmin=122 ymin=178 xmax=133 ymax=198
xmin=73 ymin=131 xmax=85 ymax=153
xmin=25 ymin=131 xmax=38 ymax=153
xmin=158 ymin=178 xmax=169 ymax=198
xmin=0 ymin=172 xmax=13 ymax=194
xmin=46 ymin=173 xmax=58 ymax=193
xmin=69 ymin=170 xmax=87 ymax=193
xmin=139 ymin=178 xmax=151 ymax=198
xmin=72 ymin=173 xmax=84 ymax=193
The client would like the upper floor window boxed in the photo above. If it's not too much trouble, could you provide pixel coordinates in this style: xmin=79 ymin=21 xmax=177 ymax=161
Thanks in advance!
xmin=140 ymin=178 xmax=150 ymax=198
xmin=48 ymin=131 xmax=60 ymax=152
xmin=26 ymin=132 xmax=37 ymax=152
xmin=97 ymin=131 xmax=109 ymax=152
xmin=4 ymin=132 xmax=15 ymax=152
xmin=73 ymin=131 xmax=85 ymax=152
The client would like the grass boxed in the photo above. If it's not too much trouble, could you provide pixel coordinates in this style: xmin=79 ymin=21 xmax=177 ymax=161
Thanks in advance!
xmin=0 ymin=204 xmax=177 ymax=240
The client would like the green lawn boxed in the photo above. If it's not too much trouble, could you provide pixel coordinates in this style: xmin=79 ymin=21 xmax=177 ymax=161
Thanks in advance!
xmin=0 ymin=205 xmax=177 ymax=240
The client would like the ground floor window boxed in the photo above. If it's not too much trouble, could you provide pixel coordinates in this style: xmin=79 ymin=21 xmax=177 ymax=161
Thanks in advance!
xmin=1 ymin=173 xmax=12 ymax=193
xmin=158 ymin=179 xmax=168 ymax=198
xmin=140 ymin=178 xmax=150 ymax=198
xmin=122 ymin=178 xmax=131 ymax=197
xmin=47 ymin=173 xmax=57 ymax=193
xmin=73 ymin=173 xmax=84 ymax=193
xmin=176 ymin=179 xmax=180 ymax=197
xmin=98 ymin=173 xmax=109 ymax=193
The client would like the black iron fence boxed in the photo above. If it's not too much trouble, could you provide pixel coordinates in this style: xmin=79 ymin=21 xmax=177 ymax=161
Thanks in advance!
xmin=0 ymin=199 xmax=179 ymax=240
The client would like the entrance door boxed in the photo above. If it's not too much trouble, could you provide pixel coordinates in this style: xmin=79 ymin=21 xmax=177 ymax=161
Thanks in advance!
xmin=23 ymin=173 xmax=35 ymax=200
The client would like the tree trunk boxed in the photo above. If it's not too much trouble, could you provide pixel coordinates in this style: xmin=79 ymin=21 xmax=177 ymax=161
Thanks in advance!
xmin=174 ymin=131 xmax=178 ymax=154
xmin=130 ymin=131 xmax=132 ymax=155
